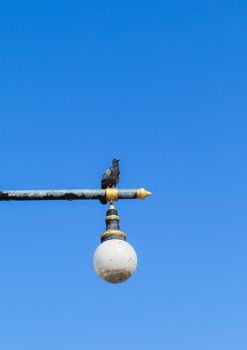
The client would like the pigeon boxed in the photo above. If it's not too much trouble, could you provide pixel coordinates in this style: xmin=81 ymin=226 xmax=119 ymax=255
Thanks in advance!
xmin=100 ymin=159 xmax=120 ymax=204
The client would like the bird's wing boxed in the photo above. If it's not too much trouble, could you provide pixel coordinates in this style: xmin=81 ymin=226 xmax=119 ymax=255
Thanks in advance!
xmin=101 ymin=168 xmax=112 ymax=188
xmin=102 ymin=168 xmax=111 ymax=180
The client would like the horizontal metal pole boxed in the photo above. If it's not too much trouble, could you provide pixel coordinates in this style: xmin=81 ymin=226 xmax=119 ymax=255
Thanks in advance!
xmin=0 ymin=188 xmax=152 ymax=201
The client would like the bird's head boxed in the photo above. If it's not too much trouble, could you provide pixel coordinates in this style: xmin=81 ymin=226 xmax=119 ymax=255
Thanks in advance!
xmin=112 ymin=158 xmax=120 ymax=165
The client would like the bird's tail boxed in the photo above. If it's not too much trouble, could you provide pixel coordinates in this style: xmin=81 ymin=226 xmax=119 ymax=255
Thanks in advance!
xmin=100 ymin=198 xmax=107 ymax=205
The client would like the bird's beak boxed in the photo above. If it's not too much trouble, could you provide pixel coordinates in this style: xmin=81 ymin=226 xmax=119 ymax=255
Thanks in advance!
xmin=117 ymin=159 xmax=120 ymax=162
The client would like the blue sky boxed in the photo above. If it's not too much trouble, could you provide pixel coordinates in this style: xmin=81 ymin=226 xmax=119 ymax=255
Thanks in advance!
xmin=0 ymin=1 xmax=247 ymax=349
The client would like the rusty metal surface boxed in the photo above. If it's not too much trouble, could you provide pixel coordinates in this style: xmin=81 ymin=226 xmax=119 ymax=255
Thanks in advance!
xmin=0 ymin=189 xmax=104 ymax=201
xmin=0 ymin=188 xmax=152 ymax=201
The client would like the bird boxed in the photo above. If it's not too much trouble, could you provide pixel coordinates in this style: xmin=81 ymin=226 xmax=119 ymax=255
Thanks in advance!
xmin=100 ymin=159 xmax=120 ymax=204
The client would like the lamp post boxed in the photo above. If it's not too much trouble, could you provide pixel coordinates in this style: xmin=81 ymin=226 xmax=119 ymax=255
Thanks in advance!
xmin=0 ymin=187 xmax=152 ymax=283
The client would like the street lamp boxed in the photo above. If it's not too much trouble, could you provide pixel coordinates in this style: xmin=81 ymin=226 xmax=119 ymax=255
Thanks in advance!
xmin=0 ymin=187 xmax=151 ymax=283
xmin=93 ymin=202 xmax=137 ymax=283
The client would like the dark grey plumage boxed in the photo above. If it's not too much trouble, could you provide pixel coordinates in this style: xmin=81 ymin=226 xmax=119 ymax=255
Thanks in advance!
xmin=100 ymin=159 xmax=120 ymax=204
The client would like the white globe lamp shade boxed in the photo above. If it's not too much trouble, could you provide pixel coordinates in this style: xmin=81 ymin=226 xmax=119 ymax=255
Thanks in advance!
xmin=93 ymin=239 xmax=137 ymax=283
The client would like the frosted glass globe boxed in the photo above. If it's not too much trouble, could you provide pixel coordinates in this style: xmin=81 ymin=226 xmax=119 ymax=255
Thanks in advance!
xmin=93 ymin=239 xmax=137 ymax=283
